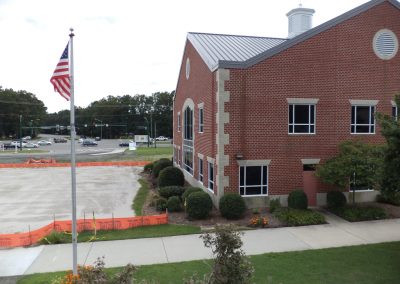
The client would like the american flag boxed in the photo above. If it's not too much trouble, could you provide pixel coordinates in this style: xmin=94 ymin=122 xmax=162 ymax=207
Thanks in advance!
xmin=50 ymin=43 xmax=70 ymax=100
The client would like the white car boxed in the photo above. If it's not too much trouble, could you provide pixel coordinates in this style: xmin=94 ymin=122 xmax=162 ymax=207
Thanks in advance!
xmin=11 ymin=141 xmax=27 ymax=147
xmin=24 ymin=142 xmax=39 ymax=148
xmin=155 ymin=136 xmax=169 ymax=141
xmin=38 ymin=140 xmax=52 ymax=146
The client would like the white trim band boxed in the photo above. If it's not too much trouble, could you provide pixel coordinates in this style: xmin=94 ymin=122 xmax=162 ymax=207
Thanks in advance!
xmin=349 ymin=99 xmax=379 ymax=106
xmin=237 ymin=160 xmax=271 ymax=167
xmin=286 ymin=98 xmax=319 ymax=104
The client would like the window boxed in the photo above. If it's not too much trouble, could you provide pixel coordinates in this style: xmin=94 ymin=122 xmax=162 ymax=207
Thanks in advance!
xmin=351 ymin=105 xmax=375 ymax=134
xmin=208 ymin=162 xmax=214 ymax=192
xmin=393 ymin=105 xmax=398 ymax=121
xmin=177 ymin=113 xmax=181 ymax=132
xmin=288 ymin=104 xmax=315 ymax=134
xmin=198 ymin=158 xmax=203 ymax=183
xmin=198 ymin=107 xmax=204 ymax=133
xmin=239 ymin=165 xmax=268 ymax=196
xmin=177 ymin=148 xmax=180 ymax=166
xmin=183 ymin=106 xmax=193 ymax=174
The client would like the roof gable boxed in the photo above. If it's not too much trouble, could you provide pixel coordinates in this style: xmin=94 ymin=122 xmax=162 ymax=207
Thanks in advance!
xmin=187 ymin=0 xmax=400 ymax=71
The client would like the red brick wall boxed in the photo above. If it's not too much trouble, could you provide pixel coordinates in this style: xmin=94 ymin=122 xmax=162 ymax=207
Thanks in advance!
xmin=174 ymin=40 xmax=217 ymax=192
xmin=224 ymin=1 xmax=400 ymax=196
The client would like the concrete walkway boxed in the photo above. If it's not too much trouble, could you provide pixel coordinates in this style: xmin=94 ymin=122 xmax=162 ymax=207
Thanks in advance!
xmin=1 ymin=213 xmax=400 ymax=278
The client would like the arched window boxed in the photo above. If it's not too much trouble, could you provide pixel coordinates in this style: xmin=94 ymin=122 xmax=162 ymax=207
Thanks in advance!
xmin=183 ymin=106 xmax=193 ymax=174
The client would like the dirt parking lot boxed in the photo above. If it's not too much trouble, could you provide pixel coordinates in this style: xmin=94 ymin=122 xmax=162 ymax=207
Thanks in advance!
xmin=0 ymin=166 xmax=140 ymax=233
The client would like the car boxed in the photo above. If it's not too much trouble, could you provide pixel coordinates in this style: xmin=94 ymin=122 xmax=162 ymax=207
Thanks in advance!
xmin=11 ymin=141 xmax=27 ymax=147
xmin=24 ymin=143 xmax=39 ymax=148
xmin=2 ymin=142 xmax=20 ymax=149
xmin=38 ymin=140 xmax=52 ymax=146
xmin=23 ymin=136 xmax=31 ymax=140
xmin=155 ymin=136 xmax=169 ymax=141
xmin=119 ymin=141 xmax=130 ymax=147
xmin=95 ymin=137 xmax=101 ymax=141
xmin=54 ymin=138 xmax=68 ymax=143
xmin=82 ymin=140 xmax=98 ymax=146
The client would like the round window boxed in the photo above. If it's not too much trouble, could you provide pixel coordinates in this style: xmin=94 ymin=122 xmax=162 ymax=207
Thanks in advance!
xmin=186 ymin=58 xmax=190 ymax=80
xmin=373 ymin=29 xmax=398 ymax=60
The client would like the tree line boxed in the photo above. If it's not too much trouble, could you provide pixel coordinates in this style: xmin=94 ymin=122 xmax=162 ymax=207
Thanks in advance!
xmin=0 ymin=87 xmax=174 ymax=139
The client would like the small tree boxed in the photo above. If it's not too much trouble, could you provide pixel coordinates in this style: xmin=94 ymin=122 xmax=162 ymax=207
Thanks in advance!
xmin=316 ymin=140 xmax=383 ymax=204
xmin=200 ymin=225 xmax=254 ymax=284
xmin=376 ymin=94 xmax=400 ymax=203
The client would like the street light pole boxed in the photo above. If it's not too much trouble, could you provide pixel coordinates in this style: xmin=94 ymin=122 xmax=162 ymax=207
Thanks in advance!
xmin=19 ymin=114 xmax=22 ymax=151
xmin=94 ymin=119 xmax=103 ymax=140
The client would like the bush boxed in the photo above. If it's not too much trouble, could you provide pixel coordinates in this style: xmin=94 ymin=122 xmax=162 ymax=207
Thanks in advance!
xmin=39 ymin=230 xmax=69 ymax=244
xmin=159 ymin=186 xmax=185 ymax=199
xmin=143 ymin=162 xmax=154 ymax=173
xmin=186 ymin=192 xmax=213 ymax=219
xmin=288 ymin=189 xmax=308 ymax=210
xmin=158 ymin=166 xmax=185 ymax=187
xmin=152 ymin=158 xmax=172 ymax=178
xmin=167 ymin=196 xmax=182 ymax=212
xmin=327 ymin=191 xmax=347 ymax=208
xmin=219 ymin=193 xmax=246 ymax=220
xmin=269 ymin=198 xmax=281 ymax=213
xmin=332 ymin=206 xmax=387 ymax=222
xmin=274 ymin=208 xmax=326 ymax=226
xmin=377 ymin=192 xmax=400 ymax=206
xmin=182 ymin=187 xmax=203 ymax=201
xmin=155 ymin=197 xmax=167 ymax=212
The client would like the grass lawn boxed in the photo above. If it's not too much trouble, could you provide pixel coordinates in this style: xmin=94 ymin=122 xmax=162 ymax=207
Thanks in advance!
xmin=129 ymin=146 xmax=172 ymax=161
xmin=0 ymin=149 xmax=49 ymax=154
xmin=39 ymin=224 xmax=201 ymax=245
xmin=18 ymin=242 xmax=400 ymax=284
xmin=132 ymin=178 xmax=149 ymax=215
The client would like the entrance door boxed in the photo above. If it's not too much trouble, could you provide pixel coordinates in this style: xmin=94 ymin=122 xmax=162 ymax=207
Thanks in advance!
xmin=302 ymin=165 xmax=318 ymax=206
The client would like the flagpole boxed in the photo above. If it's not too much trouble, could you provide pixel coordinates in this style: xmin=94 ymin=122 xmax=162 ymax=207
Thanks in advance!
xmin=69 ymin=28 xmax=78 ymax=275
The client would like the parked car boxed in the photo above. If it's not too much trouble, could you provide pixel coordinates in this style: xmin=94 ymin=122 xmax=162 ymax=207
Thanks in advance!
xmin=2 ymin=142 xmax=20 ymax=149
xmin=38 ymin=140 xmax=52 ymax=146
xmin=119 ymin=141 xmax=131 ymax=147
xmin=54 ymin=138 xmax=68 ymax=143
xmin=95 ymin=137 xmax=101 ymax=141
xmin=155 ymin=136 xmax=169 ymax=141
xmin=23 ymin=136 xmax=31 ymax=140
xmin=24 ymin=143 xmax=39 ymax=148
xmin=82 ymin=140 xmax=98 ymax=146
xmin=11 ymin=141 xmax=27 ymax=147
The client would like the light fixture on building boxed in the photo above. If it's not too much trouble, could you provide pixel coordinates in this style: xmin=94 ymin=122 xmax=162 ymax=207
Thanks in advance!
xmin=236 ymin=153 xmax=244 ymax=160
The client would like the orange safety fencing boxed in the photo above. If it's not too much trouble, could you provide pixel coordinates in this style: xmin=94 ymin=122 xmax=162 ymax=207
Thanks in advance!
xmin=0 ymin=161 xmax=150 ymax=168
xmin=0 ymin=213 xmax=168 ymax=248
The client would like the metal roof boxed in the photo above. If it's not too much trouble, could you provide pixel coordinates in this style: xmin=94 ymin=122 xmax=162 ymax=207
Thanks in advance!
xmin=187 ymin=0 xmax=400 ymax=72
xmin=187 ymin=33 xmax=286 ymax=71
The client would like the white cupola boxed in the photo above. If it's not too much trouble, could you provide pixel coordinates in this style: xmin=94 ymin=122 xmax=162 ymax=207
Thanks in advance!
xmin=287 ymin=4 xmax=315 ymax=38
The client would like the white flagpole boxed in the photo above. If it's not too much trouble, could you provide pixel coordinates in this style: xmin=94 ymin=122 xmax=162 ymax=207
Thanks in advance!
xmin=69 ymin=28 xmax=78 ymax=275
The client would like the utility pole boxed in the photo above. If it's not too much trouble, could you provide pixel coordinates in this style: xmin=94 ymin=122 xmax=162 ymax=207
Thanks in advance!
xmin=19 ymin=114 xmax=22 ymax=151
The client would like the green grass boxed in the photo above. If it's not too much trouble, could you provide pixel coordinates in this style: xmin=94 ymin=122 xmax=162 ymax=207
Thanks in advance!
xmin=132 ymin=178 xmax=150 ymax=215
xmin=129 ymin=146 xmax=173 ymax=161
xmin=0 ymin=149 xmax=49 ymax=154
xmin=18 ymin=241 xmax=400 ymax=284
xmin=39 ymin=224 xmax=201 ymax=245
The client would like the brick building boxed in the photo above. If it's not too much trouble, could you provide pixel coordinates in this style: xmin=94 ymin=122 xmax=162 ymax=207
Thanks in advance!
xmin=173 ymin=0 xmax=400 ymax=208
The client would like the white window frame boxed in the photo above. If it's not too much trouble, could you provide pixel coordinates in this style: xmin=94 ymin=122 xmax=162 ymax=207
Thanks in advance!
xmin=239 ymin=165 xmax=269 ymax=197
xmin=177 ymin=112 xmax=181 ymax=132
xmin=351 ymin=105 xmax=376 ymax=134
xmin=392 ymin=104 xmax=398 ymax=121
xmin=183 ymin=106 xmax=194 ymax=175
xmin=198 ymin=158 xmax=203 ymax=184
xmin=288 ymin=104 xmax=316 ymax=134
xmin=198 ymin=107 xmax=204 ymax=133
xmin=208 ymin=161 xmax=214 ymax=193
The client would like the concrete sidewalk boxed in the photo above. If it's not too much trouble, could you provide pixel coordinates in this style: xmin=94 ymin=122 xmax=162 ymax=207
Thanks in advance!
xmin=1 ymin=214 xmax=400 ymax=278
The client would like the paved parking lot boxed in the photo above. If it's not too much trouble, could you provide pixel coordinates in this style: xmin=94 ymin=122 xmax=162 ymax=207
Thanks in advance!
xmin=0 ymin=166 xmax=141 ymax=233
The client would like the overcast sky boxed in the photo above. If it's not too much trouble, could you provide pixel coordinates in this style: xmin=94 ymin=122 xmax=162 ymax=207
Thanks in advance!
xmin=0 ymin=0 xmax=371 ymax=113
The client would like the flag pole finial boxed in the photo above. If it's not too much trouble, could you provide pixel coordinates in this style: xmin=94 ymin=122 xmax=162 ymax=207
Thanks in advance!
xmin=69 ymin=28 xmax=74 ymax=37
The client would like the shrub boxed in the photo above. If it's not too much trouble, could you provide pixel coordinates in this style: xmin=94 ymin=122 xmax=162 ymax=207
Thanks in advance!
xmin=377 ymin=192 xmax=400 ymax=206
xmin=159 ymin=186 xmax=185 ymax=199
xmin=332 ymin=206 xmax=387 ymax=222
xmin=40 ymin=230 xmax=69 ymax=245
xmin=327 ymin=191 xmax=347 ymax=208
xmin=167 ymin=196 xmax=182 ymax=212
xmin=219 ymin=193 xmax=246 ymax=220
xmin=288 ymin=189 xmax=308 ymax=210
xmin=158 ymin=166 xmax=185 ymax=187
xmin=186 ymin=192 xmax=213 ymax=219
xmin=274 ymin=208 xmax=326 ymax=226
xmin=143 ymin=162 xmax=154 ymax=173
xmin=155 ymin=197 xmax=167 ymax=212
xmin=182 ymin=187 xmax=203 ymax=201
xmin=152 ymin=158 xmax=172 ymax=178
xmin=269 ymin=198 xmax=281 ymax=213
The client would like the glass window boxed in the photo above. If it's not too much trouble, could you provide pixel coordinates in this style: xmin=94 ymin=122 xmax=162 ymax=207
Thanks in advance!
xmin=177 ymin=113 xmax=181 ymax=132
xmin=288 ymin=104 xmax=315 ymax=134
xmin=239 ymin=165 xmax=268 ymax=196
xmin=393 ymin=106 xmax=398 ymax=121
xmin=199 ymin=107 xmax=204 ymax=133
xmin=351 ymin=105 xmax=375 ymax=134
xmin=198 ymin=158 xmax=203 ymax=183
xmin=208 ymin=162 xmax=214 ymax=192
xmin=183 ymin=106 xmax=193 ymax=174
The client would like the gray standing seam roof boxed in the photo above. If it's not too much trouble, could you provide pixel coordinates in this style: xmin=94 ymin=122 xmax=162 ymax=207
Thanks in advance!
xmin=187 ymin=0 xmax=400 ymax=72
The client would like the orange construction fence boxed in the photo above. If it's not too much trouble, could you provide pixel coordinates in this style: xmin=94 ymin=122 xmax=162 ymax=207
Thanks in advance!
xmin=0 ymin=161 xmax=150 ymax=168
xmin=0 ymin=213 xmax=168 ymax=248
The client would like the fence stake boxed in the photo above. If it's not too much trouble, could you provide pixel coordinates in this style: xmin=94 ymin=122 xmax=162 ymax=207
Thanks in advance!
xmin=28 ymin=225 xmax=32 ymax=245
xmin=112 ymin=212 xmax=115 ymax=230
xmin=84 ymin=211 xmax=86 ymax=232
xmin=53 ymin=214 xmax=56 ymax=230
